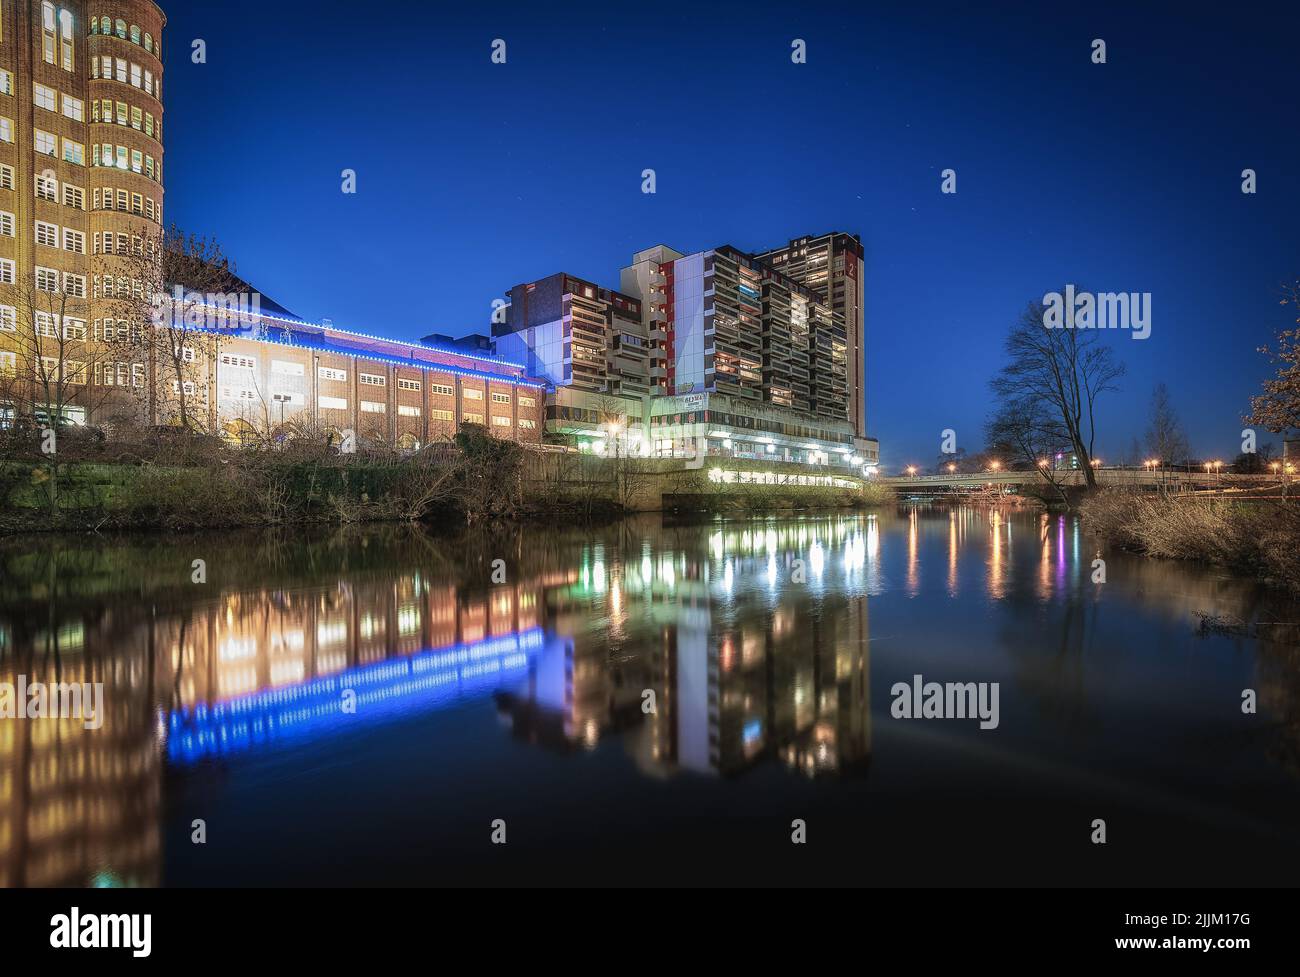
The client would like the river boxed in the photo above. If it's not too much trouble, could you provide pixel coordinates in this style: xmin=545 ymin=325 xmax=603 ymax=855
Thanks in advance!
xmin=1 ymin=507 xmax=1298 ymax=886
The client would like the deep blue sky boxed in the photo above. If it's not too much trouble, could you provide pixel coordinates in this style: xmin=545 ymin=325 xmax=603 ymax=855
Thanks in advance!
xmin=160 ymin=0 xmax=1299 ymax=469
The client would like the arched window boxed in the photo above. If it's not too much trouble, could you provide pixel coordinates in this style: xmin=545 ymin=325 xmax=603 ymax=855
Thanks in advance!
xmin=101 ymin=16 xmax=110 ymax=34
xmin=130 ymin=25 xmax=139 ymax=45
xmin=115 ymin=18 xmax=126 ymax=39
xmin=90 ymin=17 xmax=98 ymax=34
xmin=144 ymin=33 xmax=153 ymax=53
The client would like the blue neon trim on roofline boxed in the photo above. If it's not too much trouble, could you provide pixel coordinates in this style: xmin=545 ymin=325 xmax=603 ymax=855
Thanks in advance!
xmin=183 ymin=302 xmax=527 ymax=370
xmin=190 ymin=323 xmax=549 ymax=389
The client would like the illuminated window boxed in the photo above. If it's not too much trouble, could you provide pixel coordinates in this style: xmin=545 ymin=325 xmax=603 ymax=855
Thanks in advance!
xmin=41 ymin=4 xmax=56 ymax=64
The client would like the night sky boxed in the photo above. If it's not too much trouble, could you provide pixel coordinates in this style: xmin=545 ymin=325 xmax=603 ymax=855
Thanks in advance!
xmin=159 ymin=1 xmax=1299 ymax=468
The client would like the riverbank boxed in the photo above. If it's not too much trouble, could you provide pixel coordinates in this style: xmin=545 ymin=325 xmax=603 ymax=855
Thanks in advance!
xmin=0 ymin=434 xmax=891 ymax=534
xmin=1080 ymin=489 xmax=1300 ymax=593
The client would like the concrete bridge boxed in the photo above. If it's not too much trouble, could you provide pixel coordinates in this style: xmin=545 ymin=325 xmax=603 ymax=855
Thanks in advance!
xmin=881 ymin=466 xmax=1287 ymax=495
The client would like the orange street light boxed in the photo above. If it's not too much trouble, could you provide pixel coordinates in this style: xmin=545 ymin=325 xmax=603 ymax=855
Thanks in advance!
xmin=947 ymin=463 xmax=956 ymax=473
xmin=989 ymin=460 xmax=1001 ymax=471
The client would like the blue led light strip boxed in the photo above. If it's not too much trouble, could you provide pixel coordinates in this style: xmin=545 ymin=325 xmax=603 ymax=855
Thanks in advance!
xmin=183 ymin=303 xmax=526 ymax=370
xmin=167 ymin=628 xmax=545 ymax=764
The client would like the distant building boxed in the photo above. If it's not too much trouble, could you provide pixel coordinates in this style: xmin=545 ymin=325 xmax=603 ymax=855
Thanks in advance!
xmin=487 ymin=240 xmax=879 ymax=471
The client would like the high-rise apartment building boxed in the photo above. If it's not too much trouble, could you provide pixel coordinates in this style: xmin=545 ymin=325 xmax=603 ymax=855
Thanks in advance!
xmin=753 ymin=232 xmax=866 ymax=440
xmin=618 ymin=241 xmax=871 ymax=469
xmin=496 ymin=272 xmax=649 ymax=398
xmin=0 ymin=2 xmax=166 ymax=424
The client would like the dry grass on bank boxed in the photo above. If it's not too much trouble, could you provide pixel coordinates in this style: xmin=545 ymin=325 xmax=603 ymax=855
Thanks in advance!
xmin=1080 ymin=489 xmax=1300 ymax=591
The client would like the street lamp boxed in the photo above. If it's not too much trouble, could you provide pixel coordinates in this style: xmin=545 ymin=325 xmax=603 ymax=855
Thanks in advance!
xmin=906 ymin=465 xmax=917 ymax=476
xmin=947 ymin=463 xmax=956 ymax=473
xmin=989 ymin=459 xmax=1001 ymax=471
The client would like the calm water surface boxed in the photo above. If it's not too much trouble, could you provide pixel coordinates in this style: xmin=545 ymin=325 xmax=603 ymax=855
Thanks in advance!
xmin=2 ymin=507 xmax=1299 ymax=886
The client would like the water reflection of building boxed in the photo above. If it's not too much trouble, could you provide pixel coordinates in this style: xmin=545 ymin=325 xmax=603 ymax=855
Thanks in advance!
xmin=0 ymin=649 xmax=160 ymax=889
xmin=0 ymin=556 xmax=554 ymax=886
xmin=165 ymin=575 xmax=547 ymax=761
xmin=497 ymin=518 xmax=874 ymax=779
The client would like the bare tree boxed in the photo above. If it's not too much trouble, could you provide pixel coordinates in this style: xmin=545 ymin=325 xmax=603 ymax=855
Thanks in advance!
xmin=1144 ymin=382 xmax=1190 ymax=467
xmin=0 ymin=270 xmax=112 ymax=430
xmin=103 ymin=225 xmax=243 ymax=433
xmin=1247 ymin=279 xmax=1300 ymax=435
xmin=986 ymin=395 xmax=1072 ymax=506
xmin=990 ymin=294 xmax=1126 ymax=488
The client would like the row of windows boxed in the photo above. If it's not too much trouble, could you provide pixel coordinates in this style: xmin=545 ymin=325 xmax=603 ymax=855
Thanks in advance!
xmin=41 ymin=4 xmax=76 ymax=73
xmin=24 ymin=82 xmax=83 ymax=123
xmin=91 ymin=144 xmax=160 ymax=182
xmin=95 ymin=186 xmax=160 ymax=222
xmin=0 ymin=309 xmax=88 ymax=338
xmin=94 ymin=230 xmax=149 ymax=256
xmin=90 ymin=56 xmax=158 ymax=100
xmin=314 ymin=399 xmax=527 ymax=427
xmin=91 ymin=99 xmax=159 ymax=140
xmin=0 ymin=122 xmax=87 ymax=167
xmin=36 ymin=175 xmax=86 ymax=211
xmin=93 ymin=275 xmax=147 ymax=300
xmin=89 ymin=15 xmax=158 ymax=57
xmin=22 ymin=218 xmax=85 ymax=254
xmin=0 ymin=260 xmax=85 ymax=296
